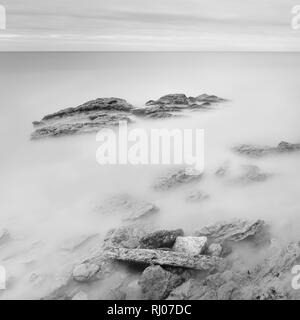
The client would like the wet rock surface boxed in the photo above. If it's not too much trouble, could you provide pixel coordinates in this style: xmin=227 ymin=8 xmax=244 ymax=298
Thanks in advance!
xmin=153 ymin=167 xmax=203 ymax=191
xmin=234 ymin=141 xmax=300 ymax=157
xmin=140 ymin=229 xmax=184 ymax=249
xmin=31 ymin=98 xmax=134 ymax=139
xmin=96 ymin=194 xmax=159 ymax=222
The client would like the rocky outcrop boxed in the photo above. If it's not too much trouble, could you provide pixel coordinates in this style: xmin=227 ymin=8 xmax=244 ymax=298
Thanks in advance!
xmin=136 ymin=93 xmax=227 ymax=119
xmin=139 ymin=265 xmax=184 ymax=300
xmin=153 ymin=168 xmax=203 ymax=191
xmin=234 ymin=141 xmax=300 ymax=158
xmin=96 ymin=194 xmax=159 ymax=222
xmin=31 ymin=98 xmax=134 ymax=139
xmin=167 ymin=240 xmax=300 ymax=300
xmin=106 ymin=247 xmax=221 ymax=271
xmin=140 ymin=229 xmax=184 ymax=249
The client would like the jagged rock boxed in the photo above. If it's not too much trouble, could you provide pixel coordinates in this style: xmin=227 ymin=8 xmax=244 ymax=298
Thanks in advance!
xmin=146 ymin=93 xmax=226 ymax=107
xmin=139 ymin=265 xmax=184 ymax=300
xmin=234 ymin=141 xmax=300 ymax=157
xmin=31 ymin=97 xmax=134 ymax=139
xmin=106 ymin=247 xmax=221 ymax=270
xmin=72 ymin=262 xmax=100 ymax=283
xmin=207 ymin=243 xmax=223 ymax=257
xmin=140 ymin=229 xmax=184 ymax=249
xmin=173 ymin=236 xmax=208 ymax=255
xmin=97 ymin=194 xmax=159 ymax=222
xmin=195 ymin=219 xmax=269 ymax=250
xmin=186 ymin=190 xmax=210 ymax=202
xmin=235 ymin=165 xmax=271 ymax=184
xmin=153 ymin=168 xmax=203 ymax=191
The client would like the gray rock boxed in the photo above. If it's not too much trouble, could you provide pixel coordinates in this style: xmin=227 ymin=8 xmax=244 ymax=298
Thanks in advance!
xmin=97 ymin=194 xmax=159 ymax=222
xmin=140 ymin=229 xmax=184 ymax=249
xmin=186 ymin=190 xmax=210 ymax=202
xmin=215 ymin=161 xmax=230 ymax=177
xmin=72 ymin=262 xmax=100 ymax=283
xmin=153 ymin=167 xmax=203 ymax=191
xmin=195 ymin=219 xmax=269 ymax=250
xmin=139 ymin=265 xmax=184 ymax=300
xmin=207 ymin=243 xmax=223 ymax=257
xmin=31 ymin=98 xmax=134 ymax=139
xmin=235 ymin=165 xmax=272 ymax=184
xmin=173 ymin=236 xmax=208 ymax=255
xmin=234 ymin=141 xmax=300 ymax=158
xmin=0 ymin=228 xmax=8 ymax=244
xmin=106 ymin=247 xmax=221 ymax=270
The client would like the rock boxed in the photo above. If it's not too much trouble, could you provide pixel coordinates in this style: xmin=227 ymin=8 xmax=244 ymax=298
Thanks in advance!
xmin=173 ymin=236 xmax=207 ymax=255
xmin=0 ymin=228 xmax=9 ymax=244
xmin=234 ymin=141 xmax=300 ymax=157
xmin=106 ymin=247 xmax=221 ymax=271
xmin=215 ymin=161 xmax=230 ymax=177
xmin=146 ymin=93 xmax=226 ymax=107
xmin=195 ymin=219 xmax=269 ymax=250
xmin=72 ymin=262 xmax=100 ymax=283
xmin=72 ymin=291 xmax=88 ymax=300
xmin=97 ymin=194 xmax=159 ymax=222
xmin=235 ymin=165 xmax=271 ymax=184
xmin=207 ymin=243 xmax=223 ymax=257
xmin=104 ymin=224 xmax=151 ymax=249
xmin=186 ymin=190 xmax=210 ymax=202
xmin=31 ymin=97 xmax=134 ymax=139
xmin=132 ymin=105 xmax=179 ymax=119
xmin=139 ymin=265 xmax=184 ymax=300
xmin=140 ymin=229 xmax=184 ymax=249
xmin=153 ymin=167 xmax=203 ymax=191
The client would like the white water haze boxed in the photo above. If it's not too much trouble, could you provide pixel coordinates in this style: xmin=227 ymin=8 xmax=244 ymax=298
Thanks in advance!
xmin=0 ymin=52 xmax=300 ymax=299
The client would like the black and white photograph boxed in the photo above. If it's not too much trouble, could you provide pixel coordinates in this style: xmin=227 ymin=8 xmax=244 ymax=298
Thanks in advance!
xmin=0 ymin=0 xmax=300 ymax=304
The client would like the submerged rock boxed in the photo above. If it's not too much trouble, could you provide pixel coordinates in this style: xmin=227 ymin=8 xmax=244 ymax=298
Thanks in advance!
xmin=0 ymin=228 xmax=9 ymax=244
xmin=140 ymin=229 xmax=184 ymax=249
xmin=215 ymin=161 xmax=230 ymax=177
xmin=106 ymin=247 xmax=221 ymax=270
xmin=153 ymin=167 xmax=203 ymax=191
xmin=139 ymin=265 xmax=184 ymax=300
xmin=97 ymin=194 xmax=159 ymax=222
xmin=195 ymin=219 xmax=269 ymax=250
xmin=173 ymin=236 xmax=208 ymax=255
xmin=186 ymin=190 xmax=210 ymax=202
xmin=31 ymin=97 xmax=134 ymax=139
xmin=234 ymin=141 xmax=300 ymax=157
xmin=235 ymin=165 xmax=272 ymax=184
xmin=72 ymin=262 xmax=100 ymax=283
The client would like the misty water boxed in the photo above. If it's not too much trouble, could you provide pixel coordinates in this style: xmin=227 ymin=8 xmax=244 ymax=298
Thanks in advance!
xmin=0 ymin=52 xmax=300 ymax=299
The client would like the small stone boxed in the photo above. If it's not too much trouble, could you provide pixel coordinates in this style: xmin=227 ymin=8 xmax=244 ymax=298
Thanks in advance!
xmin=72 ymin=262 xmax=100 ymax=283
xmin=173 ymin=236 xmax=207 ymax=255
xmin=207 ymin=243 xmax=223 ymax=257
xmin=140 ymin=229 xmax=184 ymax=249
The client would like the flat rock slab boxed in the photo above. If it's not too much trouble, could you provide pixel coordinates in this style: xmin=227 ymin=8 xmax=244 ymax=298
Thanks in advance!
xmin=106 ymin=247 xmax=221 ymax=271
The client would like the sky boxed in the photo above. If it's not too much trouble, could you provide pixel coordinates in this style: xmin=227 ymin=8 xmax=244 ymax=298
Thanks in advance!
xmin=0 ymin=0 xmax=299 ymax=50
